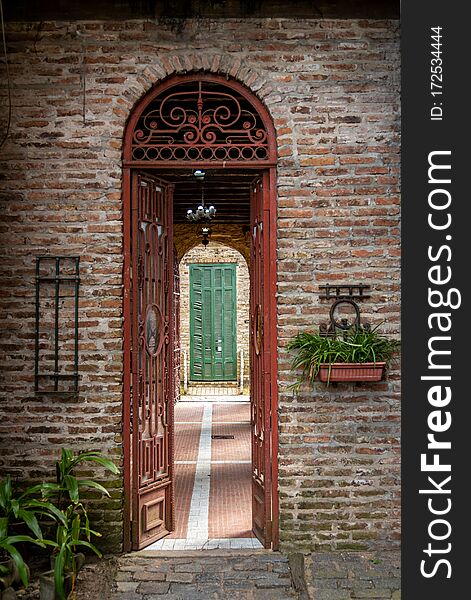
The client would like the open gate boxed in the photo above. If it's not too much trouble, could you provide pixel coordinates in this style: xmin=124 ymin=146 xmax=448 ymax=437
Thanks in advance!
xmin=250 ymin=174 xmax=274 ymax=548
xmin=130 ymin=172 xmax=175 ymax=549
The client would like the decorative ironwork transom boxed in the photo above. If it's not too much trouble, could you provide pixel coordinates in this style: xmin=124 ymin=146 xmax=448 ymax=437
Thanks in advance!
xmin=129 ymin=79 xmax=271 ymax=163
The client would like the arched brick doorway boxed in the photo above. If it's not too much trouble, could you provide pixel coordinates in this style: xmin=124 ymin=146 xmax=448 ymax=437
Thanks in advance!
xmin=122 ymin=73 xmax=278 ymax=551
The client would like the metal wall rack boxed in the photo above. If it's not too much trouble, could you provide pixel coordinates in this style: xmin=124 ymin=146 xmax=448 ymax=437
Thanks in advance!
xmin=34 ymin=256 xmax=80 ymax=393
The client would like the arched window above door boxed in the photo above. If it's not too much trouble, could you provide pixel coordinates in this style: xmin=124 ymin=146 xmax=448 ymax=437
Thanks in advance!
xmin=124 ymin=74 xmax=276 ymax=166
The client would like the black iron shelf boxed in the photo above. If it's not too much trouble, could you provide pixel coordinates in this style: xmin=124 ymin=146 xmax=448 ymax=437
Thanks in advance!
xmin=319 ymin=284 xmax=371 ymax=300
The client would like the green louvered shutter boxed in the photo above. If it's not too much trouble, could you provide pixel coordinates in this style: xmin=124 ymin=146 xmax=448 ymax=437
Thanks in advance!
xmin=191 ymin=266 xmax=204 ymax=380
xmin=190 ymin=264 xmax=236 ymax=381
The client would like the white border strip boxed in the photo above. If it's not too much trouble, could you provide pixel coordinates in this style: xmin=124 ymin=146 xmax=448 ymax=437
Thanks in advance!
xmin=185 ymin=402 xmax=212 ymax=540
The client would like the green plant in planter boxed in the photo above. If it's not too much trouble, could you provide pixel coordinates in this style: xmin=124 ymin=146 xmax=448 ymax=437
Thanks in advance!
xmin=287 ymin=325 xmax=400 ymax=387
xmin=0 ymin=532 xmax=45 ymax=588
xmin=40 ymin=449 xmax=119 ymax=600
xmin=40 ymin=449 xmax=119 ymax=510
xmin=42 ymin=503 xmax=102 ymax=600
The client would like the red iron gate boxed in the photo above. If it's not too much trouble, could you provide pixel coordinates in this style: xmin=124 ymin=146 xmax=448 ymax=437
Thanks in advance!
xmin=250 ymin=174 xmax=274 ymax=548
xmin=130 ymin=172 xmax=175 ymax=549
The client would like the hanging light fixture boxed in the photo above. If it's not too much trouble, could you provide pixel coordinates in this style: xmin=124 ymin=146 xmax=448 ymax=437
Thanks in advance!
xmin=186 ymin=169 xmax=216 ymax=222
xmin=201 ymin=226 xmax=211 ymax=247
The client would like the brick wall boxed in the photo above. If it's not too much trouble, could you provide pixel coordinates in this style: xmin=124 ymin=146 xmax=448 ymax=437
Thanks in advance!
xmin=0 ymin=17 xmax=400 ymax=552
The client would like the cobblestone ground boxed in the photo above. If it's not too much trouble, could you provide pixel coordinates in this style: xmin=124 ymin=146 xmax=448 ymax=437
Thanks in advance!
xmin=303 ymin=551 xmax=401 ymax=600
xmin=111 ymin=550 xmax=298 ymax=600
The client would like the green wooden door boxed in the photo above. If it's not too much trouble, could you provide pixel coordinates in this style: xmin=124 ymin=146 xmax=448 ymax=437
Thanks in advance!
xmin=190 ymin=264 xmax=237 ymax=381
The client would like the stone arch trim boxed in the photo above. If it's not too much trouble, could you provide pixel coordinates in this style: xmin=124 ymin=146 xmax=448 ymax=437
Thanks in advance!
xmin=129 ymin=52 xmax=276 ymax=107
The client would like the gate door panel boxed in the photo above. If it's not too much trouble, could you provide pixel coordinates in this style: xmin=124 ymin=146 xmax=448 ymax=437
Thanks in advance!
xmin=131 ymin=172 xmax=175 ymax=549
xmin=250 ymin=175 xmax=272 ymax=548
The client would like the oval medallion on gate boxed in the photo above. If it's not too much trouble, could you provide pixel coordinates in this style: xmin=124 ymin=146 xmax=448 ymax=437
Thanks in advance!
xmin=254 ymin=304 xmax=263 ymax=356
xmin=145 ymin=304 xmax=163 ymax=356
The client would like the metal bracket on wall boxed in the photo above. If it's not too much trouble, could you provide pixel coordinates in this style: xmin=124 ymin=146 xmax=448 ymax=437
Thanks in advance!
xmin=34 ymin=256 xmax=80 ymax=394
xmin=319 ymin=283 xmax=370 ymax=301
xmin=319 ymin=284 xmax=371 ymax=335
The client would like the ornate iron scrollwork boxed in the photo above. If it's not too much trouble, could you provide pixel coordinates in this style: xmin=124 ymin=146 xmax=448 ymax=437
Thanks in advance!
xmin=131 ymin=80 xmax=269 ymax=163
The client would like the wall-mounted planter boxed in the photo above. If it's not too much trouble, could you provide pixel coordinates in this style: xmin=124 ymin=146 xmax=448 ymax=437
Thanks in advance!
xmin=318 ymin=362 xmax=386 ymax=383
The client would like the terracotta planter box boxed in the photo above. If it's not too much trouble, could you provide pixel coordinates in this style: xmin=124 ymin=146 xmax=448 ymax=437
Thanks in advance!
xmin=318 ymin=362 xmax=386 ymax=383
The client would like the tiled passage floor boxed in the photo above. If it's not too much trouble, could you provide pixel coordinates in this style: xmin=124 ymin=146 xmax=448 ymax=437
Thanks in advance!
xmin=148 ymin=399 xmax=262 ymax=550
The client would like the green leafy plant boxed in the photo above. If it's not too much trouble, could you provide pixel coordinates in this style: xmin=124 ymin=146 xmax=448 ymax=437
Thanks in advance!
xmin=41 ymin=448 xmax=119 ymax=510
xmin=0 ymin=475 xmax=65 ymax=590
xmin=0 ymin=475 xmax=65 ymax=539
xmin=40 ymin=449 xmax=118 ymax=600
xmin=0 ymin=532 xmax=45 ymax=588
xmin=0 ymin=450 xmax=118 ymax=598
xmin=43 ymin=503 xmax=102 ymax=600
xmin=287 ymin=325 xmax=400 ymax=388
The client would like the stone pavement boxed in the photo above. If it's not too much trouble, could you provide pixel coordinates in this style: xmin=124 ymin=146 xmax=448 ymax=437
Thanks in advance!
xmin=109 ymin=549 xmax=401 ymax=600
xmin=151 ymin=400 xmax=260 ymax=550
xmin=300 ymin=551 xmax=401 ymax=600
xmin=111 ymin=550 xmax=297 ymax=600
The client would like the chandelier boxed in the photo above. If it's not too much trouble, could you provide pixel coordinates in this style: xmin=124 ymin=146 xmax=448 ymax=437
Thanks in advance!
xmin=186 ymin=170 xmax=216 ymax=222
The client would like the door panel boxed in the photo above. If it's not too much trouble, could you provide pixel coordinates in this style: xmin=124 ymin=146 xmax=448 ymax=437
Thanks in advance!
xmin=190 ymin=264 xmax=237 ymax=381
xmin=131 ymin=172 xmax=175 ymax=549
xmin=250 ymin=175 xmax=272 ymax=548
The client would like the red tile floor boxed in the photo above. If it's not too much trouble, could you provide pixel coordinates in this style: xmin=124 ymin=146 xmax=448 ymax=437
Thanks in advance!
xmin=148 ymin=398 xmax=261 ymax=550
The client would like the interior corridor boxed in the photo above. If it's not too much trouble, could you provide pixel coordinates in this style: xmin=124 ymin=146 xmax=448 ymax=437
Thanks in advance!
xmin=147 ymin=395 xmax=262 ymax=550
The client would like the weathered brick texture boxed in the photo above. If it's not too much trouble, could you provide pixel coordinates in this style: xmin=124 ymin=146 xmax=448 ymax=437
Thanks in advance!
xmin=0 ymin=18 xmax=400 ymax=552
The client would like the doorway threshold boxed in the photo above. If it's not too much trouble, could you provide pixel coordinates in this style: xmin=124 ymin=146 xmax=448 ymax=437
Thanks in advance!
xmin=180 ymin=394 xmax=249 ymax=403
xmin=185 ymin=384 xmax=244 ymax=397
xmin=146 ymin=537 xmax=263 ymax=551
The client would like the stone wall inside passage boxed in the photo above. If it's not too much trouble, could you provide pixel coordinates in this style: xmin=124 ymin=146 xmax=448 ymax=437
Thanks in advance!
xmin=0 ymin=17 xmax=400 ymax=552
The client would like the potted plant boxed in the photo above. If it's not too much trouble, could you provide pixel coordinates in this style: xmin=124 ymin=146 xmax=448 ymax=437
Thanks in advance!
xmin=288 ymin=324 xmax=399 ymax=385
xmin=40 ymin=503 xmax=101 ymax=600
xmin=38 ymin=449 xmax=118 ymax=600
xmin=1 ymin=532 xmax=46 ymax=597
xmin=0 ymin=475 xmax=63 ymax=596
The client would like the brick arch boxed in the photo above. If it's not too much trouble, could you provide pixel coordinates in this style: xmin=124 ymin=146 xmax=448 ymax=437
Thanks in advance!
xmin=174 ymin=223 xmax=250 ymax=265
xmin=124 ymin=53 xmax=277 ymax=115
